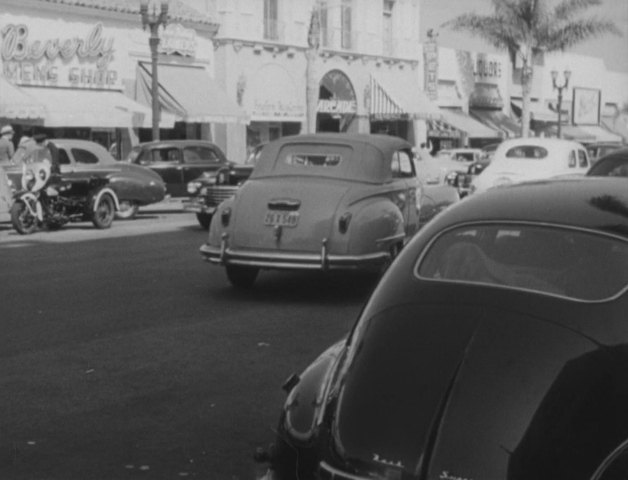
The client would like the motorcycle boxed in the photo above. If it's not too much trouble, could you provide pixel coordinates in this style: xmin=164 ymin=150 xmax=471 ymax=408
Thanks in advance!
xmin=10 ymin=160 xmax=119 ymax=235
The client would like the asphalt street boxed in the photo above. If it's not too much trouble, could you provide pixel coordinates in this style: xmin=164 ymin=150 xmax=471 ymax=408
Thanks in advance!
xmin=0 ymin=209 xmax=379 ymax=480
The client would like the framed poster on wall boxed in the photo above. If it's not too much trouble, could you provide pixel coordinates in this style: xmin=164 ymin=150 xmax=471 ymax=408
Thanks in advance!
xmin=572 ymin=87 xmax=601 ymax=125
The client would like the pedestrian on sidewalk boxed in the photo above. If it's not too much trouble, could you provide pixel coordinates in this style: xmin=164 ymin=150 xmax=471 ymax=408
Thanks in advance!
xmin=0 ymin=125 xmax=15 ymax=166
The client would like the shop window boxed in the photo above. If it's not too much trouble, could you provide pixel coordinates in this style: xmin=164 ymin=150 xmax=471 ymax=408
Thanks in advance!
xmin=264 ymin=0 xmax=279 ymax=41
xmin=71 ymin=148 xmax=99 ymax=165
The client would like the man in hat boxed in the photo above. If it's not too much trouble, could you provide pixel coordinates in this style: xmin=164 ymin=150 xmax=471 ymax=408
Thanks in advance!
xmin=0 ymin=125 xmax=15 ymax=166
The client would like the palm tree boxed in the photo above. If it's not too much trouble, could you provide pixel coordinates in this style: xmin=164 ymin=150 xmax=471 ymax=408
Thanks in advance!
xmin=443 ymin=0 xmax=621 ymax=137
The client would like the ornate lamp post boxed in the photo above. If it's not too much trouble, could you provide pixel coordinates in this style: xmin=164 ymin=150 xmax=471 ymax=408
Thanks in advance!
xmin=551 ymin=69 xmax=571 ymax=139
xmin=140 ymin=0 xmax=169 ymax=141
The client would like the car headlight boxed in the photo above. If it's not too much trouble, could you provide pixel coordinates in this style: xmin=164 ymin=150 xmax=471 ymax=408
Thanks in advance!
xmin=187 ymin=181 xmax=202 ymax=194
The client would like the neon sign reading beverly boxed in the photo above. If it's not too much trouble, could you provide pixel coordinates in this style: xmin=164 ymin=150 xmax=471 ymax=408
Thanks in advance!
xmin=1 ymin=23 xmax=119 ymax=88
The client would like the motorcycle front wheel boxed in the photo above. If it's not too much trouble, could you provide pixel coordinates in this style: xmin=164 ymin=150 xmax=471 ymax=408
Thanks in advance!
xmin=10 ymin=200 xmax=38 ymax=235
xmin=91 ymin=193 xmax=115 ymax=229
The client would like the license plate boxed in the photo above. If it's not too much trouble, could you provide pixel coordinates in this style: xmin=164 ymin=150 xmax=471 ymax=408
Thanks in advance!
xmin=264 ymin=211 xmax=299 ymax=227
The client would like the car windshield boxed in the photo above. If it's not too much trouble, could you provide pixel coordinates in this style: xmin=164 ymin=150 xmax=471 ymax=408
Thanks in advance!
xmin=416 ymin=223 xmax=628 ymax=302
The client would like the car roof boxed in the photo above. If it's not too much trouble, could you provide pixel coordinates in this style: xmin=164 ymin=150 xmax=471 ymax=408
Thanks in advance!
xmin=423 ymin=177 xmax=628 ymax=239
xmin=251 ymin=133 xmax=413 ymax=183
xmin=496 ymin=137 xmax=585 ymax=150
xmin=137 ymin=139 xmax=221 ymax=149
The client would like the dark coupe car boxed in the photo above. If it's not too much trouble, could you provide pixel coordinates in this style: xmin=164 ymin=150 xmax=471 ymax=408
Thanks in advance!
xmin=588 ymin=146 xmax=628 ymax=177
xmin=4 ymin=139 xmax=166 ymax=219
xmin=255 ymin=177 xmax=628 ymax=480
xmin=126 ymin=140 xmax=231 ymax=198
xmin=183 ymin=143 xmax=264 ymax=229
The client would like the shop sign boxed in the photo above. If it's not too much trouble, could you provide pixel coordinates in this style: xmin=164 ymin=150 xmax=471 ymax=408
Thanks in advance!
xmin=159 ymin=24 xmax=196 ymax=57
xmin=473 ymin=57 xmax=502 ymax=79
xmin=1 ymin=23 xmax=119 ymax=88
xmin=317 ymin=99 xmax=357 ymax=114
xmin=423 ymin=33 xmax=438 ymax=101
xmin=253 ymin=99 xmax=305 ymax=119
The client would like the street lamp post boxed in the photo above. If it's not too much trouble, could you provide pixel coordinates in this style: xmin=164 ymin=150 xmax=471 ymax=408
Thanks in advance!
xmin=140 ymin=0 xmax=169 ymax=141
xmin=551 ymin=69 xmax=571 ymax=139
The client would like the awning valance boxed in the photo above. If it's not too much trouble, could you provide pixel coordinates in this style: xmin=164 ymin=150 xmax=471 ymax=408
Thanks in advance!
xmin=511 ymin=100 xmax=557 ymax=123
xmin=534 ymin=123 xmax=596 ymax=142
xmin=427 ymin=118 xmax=461 ymax=138
xmin=21 ymin=87 xmax=175 ymax=129
xmin=576 ymin=125 xmax=623 ymax=143
xmin=369 ymin=73 xmax=441 ymax=121
xmin=0 ymin=77 xmax=45 ymax=120
xmin=471 ymin=109 xmax=521 ymax=138
xmin=136 ymin=63 xmax=248 ymax=124
xmin=440 ymin=108 xmax=501 ymax=139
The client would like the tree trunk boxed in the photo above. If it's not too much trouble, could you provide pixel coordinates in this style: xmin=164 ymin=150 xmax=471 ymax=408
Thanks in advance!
xmin=520 ymin=48 xmax=533 ymax=138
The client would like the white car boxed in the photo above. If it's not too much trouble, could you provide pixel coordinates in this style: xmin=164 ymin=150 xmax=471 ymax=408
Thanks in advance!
xmin=471 ymin=138 xmax=590 ymax=194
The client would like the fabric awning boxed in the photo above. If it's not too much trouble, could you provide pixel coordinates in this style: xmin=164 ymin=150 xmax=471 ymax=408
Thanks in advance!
xmin=427 ymin=118 xmax=461 ymax=138
xmin=471 ymin=109 xmax=521 ymax=138
xmin=22 ymin=87 xmax=175 ymax=129
xmin=369 ymin=72 xmax=442 ymax=120
xmin=440 ymin=108 xmax=501 ymax=139
xmin=0 ymin=77 xmax=45 ymax=120
xmin=136 ymin=63 xmax=248 ymax=124
xmin=511 ymin=100 xmax=557 ymax=123
xmin=533 ymin=123 xmax=596 ymax=142
xmin=576 ymin=125 xmax=622 ymax=143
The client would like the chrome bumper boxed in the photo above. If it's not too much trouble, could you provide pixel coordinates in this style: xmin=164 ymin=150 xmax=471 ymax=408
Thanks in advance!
xmin=182 ymin=198 xmax=216 ymax=215
xmin=199 ymin=235 xmax=391 ymax=271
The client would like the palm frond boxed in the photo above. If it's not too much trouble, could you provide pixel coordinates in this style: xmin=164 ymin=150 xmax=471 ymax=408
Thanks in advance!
xmin=545 ymin=18 xmax=622 ymax=51
xmin=553 ymin=0 xmax=602 ymax=22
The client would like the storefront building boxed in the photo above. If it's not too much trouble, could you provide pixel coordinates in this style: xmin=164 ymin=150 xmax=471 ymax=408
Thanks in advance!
xmin=0 ymin=0 xmax=245 ymax=160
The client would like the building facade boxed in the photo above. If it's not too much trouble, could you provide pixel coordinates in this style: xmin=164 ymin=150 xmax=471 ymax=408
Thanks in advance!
xmin=0 ymin=0 xmax=245 ymax=160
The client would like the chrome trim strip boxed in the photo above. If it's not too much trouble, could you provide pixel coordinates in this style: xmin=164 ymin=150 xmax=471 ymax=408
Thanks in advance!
xmin=318 ymin=461 xmax=369 ymax=480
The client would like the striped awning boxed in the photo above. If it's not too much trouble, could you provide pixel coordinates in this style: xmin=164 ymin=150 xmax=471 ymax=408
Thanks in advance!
xmin=427 ymin=118 xmax=461 ymax=138
xmin=369 ymin=73 xmax=442 ymax=121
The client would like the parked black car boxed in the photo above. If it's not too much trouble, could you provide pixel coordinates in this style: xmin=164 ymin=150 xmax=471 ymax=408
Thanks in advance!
xmin=125 ymin=140 xmax=230 ymax=198
xmin=256 ymin=177 xmax=628 ymax=480
xmin=183 ymin=143 xmax=264 ymax=229
xmin=4 ymin=139 xmax=166 ymax=219
xmin=586 ymin=141 xmax=624 ymax=165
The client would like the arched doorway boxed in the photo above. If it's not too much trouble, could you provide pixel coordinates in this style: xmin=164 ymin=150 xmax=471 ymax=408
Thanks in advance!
xmin=317 ymin=69 xmax=357 ymax=132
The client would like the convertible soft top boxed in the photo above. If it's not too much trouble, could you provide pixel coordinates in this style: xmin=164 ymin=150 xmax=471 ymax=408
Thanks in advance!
xmin=250 ymin=133 xmax=413 ymax=184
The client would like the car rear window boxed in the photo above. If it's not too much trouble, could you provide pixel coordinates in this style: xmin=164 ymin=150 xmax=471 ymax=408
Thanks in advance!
xmin=505 ymin=146 xmax=548 ymax=159
xmin=284 ymin=153 xmax=342 ymax=167
xmin=416 ymin=223 xmax=628 ymax=302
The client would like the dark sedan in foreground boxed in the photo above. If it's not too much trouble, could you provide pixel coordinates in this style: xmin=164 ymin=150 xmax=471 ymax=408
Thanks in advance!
xmin=256 ymin=177 xmax=628 ymax=480
xmin=588 ymin=147 xmax=628 ymax=177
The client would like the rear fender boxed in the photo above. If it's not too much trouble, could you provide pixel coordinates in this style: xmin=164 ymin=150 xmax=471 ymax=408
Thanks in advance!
xmin=92 ymin=187 xmax=120 ymax=212
xmin=283 ymin=341 xmax=346 ymax=443
xmin=344 ymin=199 xmax=405 ymax=254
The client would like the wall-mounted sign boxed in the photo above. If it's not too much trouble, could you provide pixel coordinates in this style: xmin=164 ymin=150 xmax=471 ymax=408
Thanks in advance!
xmin=572 ymin=87 xmax=601 ymax=125
xmin=159 ymin=23 xmax=197 ymax=57
xmin=473 ymin=55 xmax=502 ymax=79
xmin=1 ymin=23 xmax=119 ymax=89
xmin=318 ymin=69 xmax=357 ymax=115
xmin=423 ymin=33 xmax=438 ymax=101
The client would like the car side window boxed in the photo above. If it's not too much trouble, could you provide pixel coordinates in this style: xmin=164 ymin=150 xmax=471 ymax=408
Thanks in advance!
xmin=505 ymin=146 xmax=548 ymax=159
xmin=568 ymin=150 xmax=577 ymax=168
xmin=152 ymin=148 xmax=181 ymax=163
xmin=183 ymin=146 xmax=220 ymax=163
xmin=58 ymin=149 xmax=71 ymax=165
xmin=578 ymin=150 xmax=588 ymax=168
xmin=71 ymin=148 xmax=99 ymax=164
xmin=391 ymin=150 xmax=414 ymax=178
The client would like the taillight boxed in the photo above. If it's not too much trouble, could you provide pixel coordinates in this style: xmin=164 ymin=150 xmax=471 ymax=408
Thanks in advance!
xmin=338 ymin=212 xmax=352 ymax=234
xmin=221 ymin=207 xmax=231 ymax=227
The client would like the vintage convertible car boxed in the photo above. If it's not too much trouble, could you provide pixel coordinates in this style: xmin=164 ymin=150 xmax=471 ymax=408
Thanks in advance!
xmin=200 ymin=133 xmax=458 ymax=287
xmin=183 ymin=143 xmax=264 ymax=229
xmin=256 ymin=176 xmax=628 ymax=480
xmin=4 ymin=139 xmax=166 ymax=219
